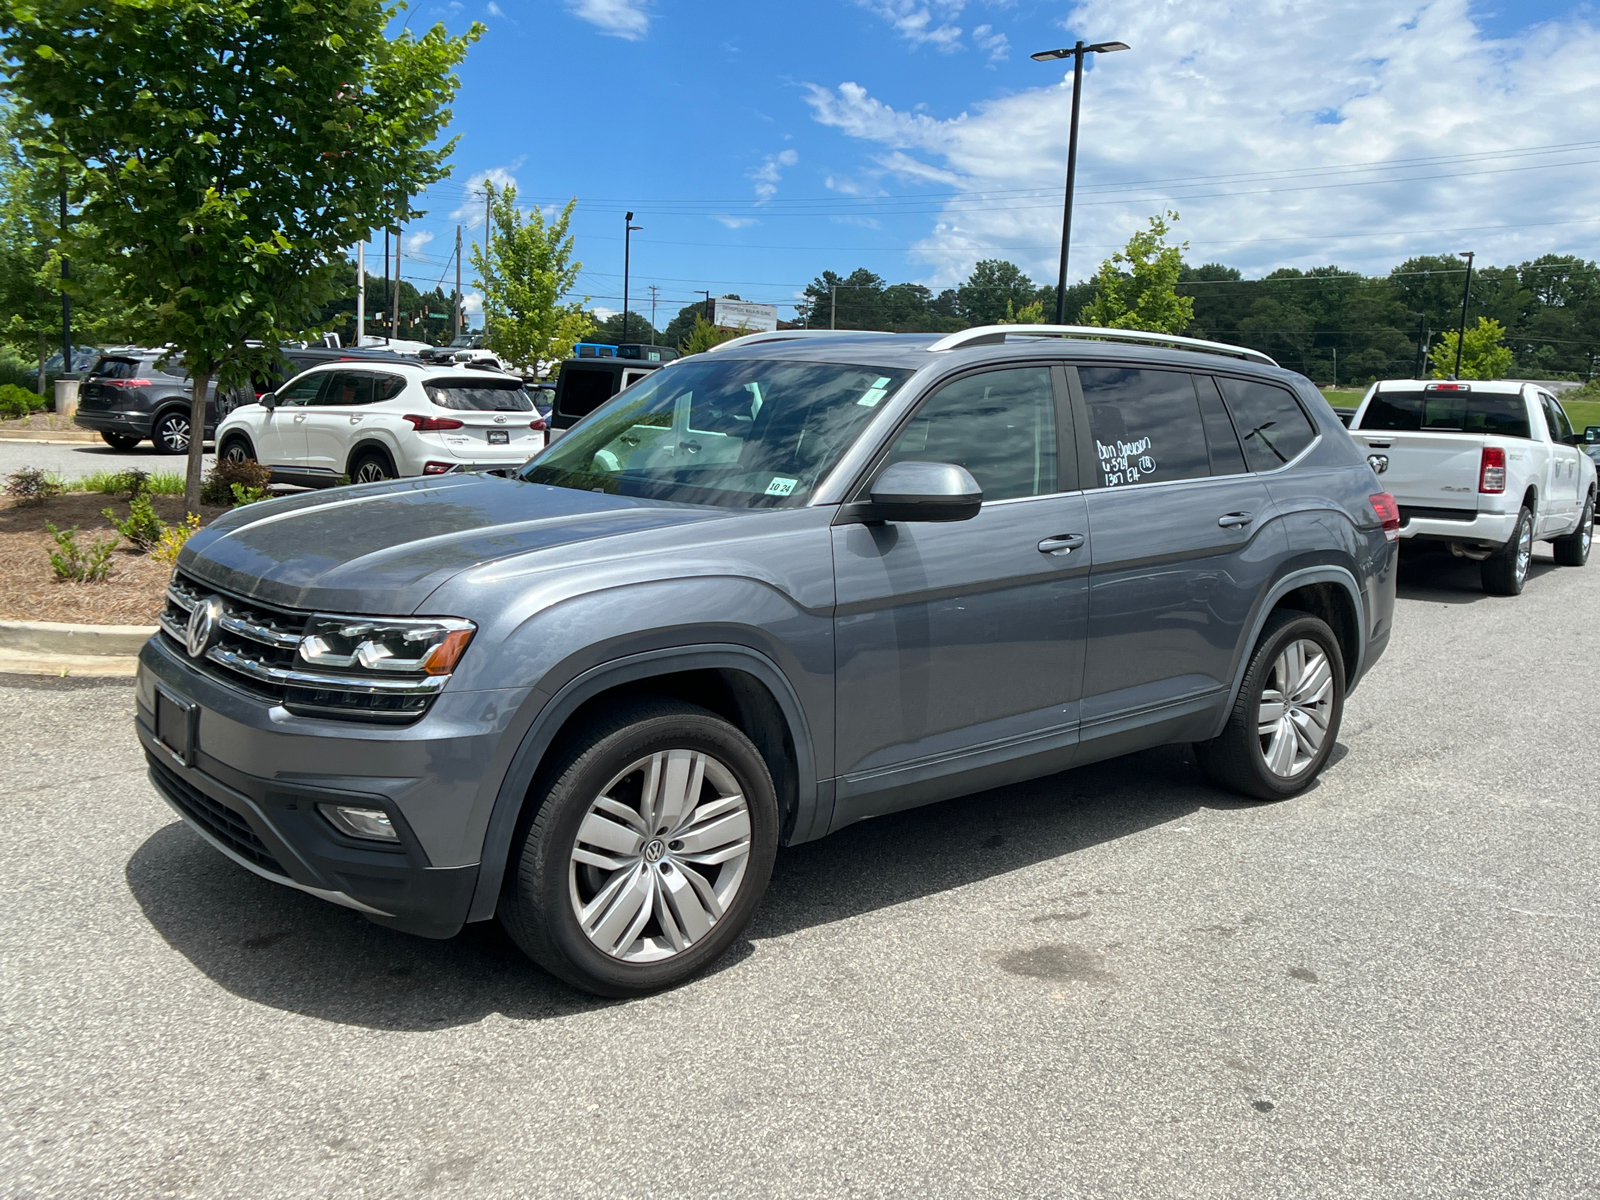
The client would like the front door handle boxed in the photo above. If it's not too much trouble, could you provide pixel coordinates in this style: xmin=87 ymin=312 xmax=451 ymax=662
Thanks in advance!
xmin=1218 ymin=512 xmax=1253 ymax=528
xmin=1038 ymin=534 xmax=1085 ymax=556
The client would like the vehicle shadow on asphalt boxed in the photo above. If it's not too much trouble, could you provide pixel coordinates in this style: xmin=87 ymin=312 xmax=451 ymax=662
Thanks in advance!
xmin=124 ymin=743 xmax=1296 ymax=1029
xmin=1396 ymin=542 xmax=1558 ymax=605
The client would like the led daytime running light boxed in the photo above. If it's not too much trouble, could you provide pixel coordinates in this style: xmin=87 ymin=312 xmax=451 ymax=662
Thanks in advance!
xmin=298 ymin=616 xmax=475 ymax=676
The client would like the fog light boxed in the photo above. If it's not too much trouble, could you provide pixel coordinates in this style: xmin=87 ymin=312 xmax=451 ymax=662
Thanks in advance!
xmin=318 ymin=803 xmax=399 ymax=841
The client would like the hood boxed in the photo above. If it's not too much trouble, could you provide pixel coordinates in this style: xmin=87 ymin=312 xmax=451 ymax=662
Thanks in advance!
xmin=178 ymin=474 xmax=731 ymax=614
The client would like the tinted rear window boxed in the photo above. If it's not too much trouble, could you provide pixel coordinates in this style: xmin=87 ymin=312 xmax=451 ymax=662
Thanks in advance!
xmin=1218 ymin=378 xmax=1318 ymax=470
xmin=424 ymin=379 xmax=533 ymax=411
xmin=1359 ymin=391 xmax=1530 ymax=439
xmin=558 ymin=368 xmax=618 ymax=420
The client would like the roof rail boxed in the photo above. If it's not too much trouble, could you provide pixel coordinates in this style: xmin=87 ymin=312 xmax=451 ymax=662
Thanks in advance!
xmin=925 ymin=324 xmax=1278 ymax=366
xmin=705 ymin=329 xmax=890 ymax=354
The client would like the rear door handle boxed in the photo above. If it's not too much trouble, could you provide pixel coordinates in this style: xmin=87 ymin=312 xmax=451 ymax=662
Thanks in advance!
xmin=1038 ymin=534 xmax=1085 ymax=555
xmin=1218 ymin=512 xmax=1253 ymax=528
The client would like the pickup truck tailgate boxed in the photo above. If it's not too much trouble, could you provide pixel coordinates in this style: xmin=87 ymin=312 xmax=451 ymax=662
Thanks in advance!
xmin=1350 ymin=431 xmax=1481 ymax=512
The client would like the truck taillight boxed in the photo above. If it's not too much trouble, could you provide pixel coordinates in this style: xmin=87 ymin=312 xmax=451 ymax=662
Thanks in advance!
xmin=1480 ymin=446 xmax=1506 ymax=493
xmin=1369 ymin=492 xmax=1401 ymax=541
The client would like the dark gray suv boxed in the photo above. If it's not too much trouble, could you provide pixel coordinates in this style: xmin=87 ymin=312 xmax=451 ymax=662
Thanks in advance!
xmin=137 ymin=327 xmax=1398 ymax=995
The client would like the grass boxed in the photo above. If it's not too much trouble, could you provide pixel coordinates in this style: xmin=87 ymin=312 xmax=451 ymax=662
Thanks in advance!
xmin=1561 ymin=398 xmax=1600 ymax=434
xmin=59 ymin=470 xmax=186 ymax=496
xmin=1318 ymin=386 xmax=1366 ymax=410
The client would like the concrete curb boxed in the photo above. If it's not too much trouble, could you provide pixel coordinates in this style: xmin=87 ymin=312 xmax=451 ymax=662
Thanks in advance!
xmin=0 ymin=649 xmax=139 ymax=678
xmin=0 ymin=429 xmax=102 ymax=443
xmin=0 ymin=618 xmax=156 ymax=658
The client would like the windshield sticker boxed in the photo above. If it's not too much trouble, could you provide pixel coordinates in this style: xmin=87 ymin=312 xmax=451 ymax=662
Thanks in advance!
xmin=1098 ymin=436 xmax=1155 ymax=486
xmin=765 ymin=476 xmax=798 ymax=496
xmin=857 ymin=377 xmax=894 ymax=407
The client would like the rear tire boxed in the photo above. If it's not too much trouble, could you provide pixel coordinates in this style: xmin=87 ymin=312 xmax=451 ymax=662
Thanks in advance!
xmin=1195 ymin=609 xmax=1345 ymax=801
xmin=349 ymin=449 xmax=395 ymax=484
xmin=499 ymin=697 xmax=778 ymax=997
xmin=1552 ymin=493 xmax=1593 ymax=567
xmin=1481 ymin=506 xmax=1534 ymax=595
xmin=100 ymin=432 xmax=140 ymax=450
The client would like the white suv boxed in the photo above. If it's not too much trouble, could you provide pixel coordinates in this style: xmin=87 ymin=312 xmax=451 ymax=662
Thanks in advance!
xmin=215 ymin=362 xmax=548 ymax=485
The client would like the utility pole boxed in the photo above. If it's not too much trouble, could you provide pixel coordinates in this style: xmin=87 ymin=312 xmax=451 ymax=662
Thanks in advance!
xmin=483 ymin=186 xmax=492 ymax=265
xmin=356 ymin=240 xmax=366 ymax=346
xmin=59 ymin=187 xmax=71 ymax=370
xmin=648 ymin=285 xmax=660 ymax=340
xmin=1453 ymin=250 xmax=1475 ymax=379
xmin=1332 ymin=347 xmax=1338 ymax=388
xmin=700 ymin=290 xmax=712 ymax=322
xmin=454 ymin=225 xmax=463 ymax=339
xmin=623 ymin=211 xmax=642 ymax=346
xmin=392 ymin=227 xmax=402 ymax=343
xmin=830 ymin=284 xmax=837 ymax=330
xmin=383 ymin=230 xmax=391 ymax=343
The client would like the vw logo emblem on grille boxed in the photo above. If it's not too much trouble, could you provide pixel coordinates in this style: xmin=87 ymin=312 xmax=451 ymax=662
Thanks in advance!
xmin=185 ymin=596 xmax=225 ymax=659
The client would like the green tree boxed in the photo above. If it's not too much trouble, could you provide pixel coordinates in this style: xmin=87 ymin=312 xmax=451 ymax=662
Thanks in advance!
xmin=1 ymin=0 xmax=480 ymax=509
xmin=470 ymin=185 xmax=591 ymax=371
xmin=584 ymin=309 xmax=661 ymax=347
xmin=1430 ymin=316 xmax=1514 ymax=380
xmin=956 ymin=259 xmax=1037 ymax=325
xmin=1080 ymin=212 xmax=1195 ymax=335
xmin=679 ymin=313 xmax=741 ymax=356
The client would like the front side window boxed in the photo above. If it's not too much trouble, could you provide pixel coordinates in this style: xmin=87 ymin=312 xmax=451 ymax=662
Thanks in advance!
xmin=523 ymin=359 xmax=912 ymax=508
xmin=425 ymin=378 xmax=531 ymax=411
xmin=878 ymin=367 xmax=1057 ymax=501
xmin=1542 ymin=394 xmax=1575 ymax=442
xmin=275 ymin=372 xmax=329 ymax=407
xmin=1080 ymin=367 xmax=1209 ymax=487
xmin=1218 ymin=377 xmax=1317 ymax=471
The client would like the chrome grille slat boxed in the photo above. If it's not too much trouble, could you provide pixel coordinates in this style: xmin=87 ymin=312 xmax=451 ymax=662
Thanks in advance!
xmin=205 ymin=644 xmax=447 ymax=696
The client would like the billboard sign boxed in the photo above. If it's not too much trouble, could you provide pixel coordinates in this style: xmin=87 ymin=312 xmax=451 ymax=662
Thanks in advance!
xmin=713 ymin=299 xmax=779 ymax=333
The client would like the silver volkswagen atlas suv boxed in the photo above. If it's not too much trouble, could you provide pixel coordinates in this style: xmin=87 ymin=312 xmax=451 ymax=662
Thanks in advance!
xmin=137 ymin=325 xmax=1399 ymax=996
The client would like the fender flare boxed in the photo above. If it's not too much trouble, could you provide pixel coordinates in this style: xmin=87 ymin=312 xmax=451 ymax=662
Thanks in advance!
xmin=464 ymin=643 xmax=820 ymax=923
xmin=345 ymin=437 xmax=399 ymax=477
xmin=1209 ymin=564 xmax=1366 ymax=742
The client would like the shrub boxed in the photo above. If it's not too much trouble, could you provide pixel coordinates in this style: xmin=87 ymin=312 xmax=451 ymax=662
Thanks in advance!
xmin=0 ymin=383 xmax=47 ymax=419
xmin=144 ymin=471 xmax=185 ymax=496
xmin=46 ymin=523 xmax=117 ymax=582
xmin=4 ymin=466 xmax=63 ymax=504
xmin=200 ymin=457 xmax=272 ymax=506
xmin=104 ymin=492 xmax=165 ymax=550
xmin=152 ymin=513 xmax=201 ymax=565
xmin=230 ymin=481 xmax=271 ymax=505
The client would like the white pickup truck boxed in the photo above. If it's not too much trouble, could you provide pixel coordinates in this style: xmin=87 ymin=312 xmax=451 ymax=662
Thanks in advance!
xmin=1347 ymin=380 xmax=1595 ymax=595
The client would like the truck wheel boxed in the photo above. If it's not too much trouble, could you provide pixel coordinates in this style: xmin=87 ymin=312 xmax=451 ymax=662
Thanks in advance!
xmin=1481 ymin=506 xmax=1534 ymax=595
xmin=1552 ymin=494 xmax=1593 ymax=567
xmin=1195 ymin=608 xmax=1345 ymax=801
xmin=499 ymin=697 xmax=778 ymax=997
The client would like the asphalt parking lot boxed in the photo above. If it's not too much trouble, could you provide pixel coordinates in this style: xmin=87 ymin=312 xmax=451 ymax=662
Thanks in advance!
xmin=3 ymin=543 xmax=1597 ymax=1198
xmin=0 ymin=437 xmax=213 ymax=481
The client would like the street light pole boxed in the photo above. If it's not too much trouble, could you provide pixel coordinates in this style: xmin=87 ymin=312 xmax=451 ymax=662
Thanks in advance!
xmin=623 ymin=211 xmax=642 ymax=346
xmin=1031 ymin=38 xmax=1129 ymax=325
xmin=1453 ymin=250 xmax=1475 ymax=379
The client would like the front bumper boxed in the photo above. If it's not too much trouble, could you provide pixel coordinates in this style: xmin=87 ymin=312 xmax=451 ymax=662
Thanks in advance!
xmin=1399 ymin=508 xmax=1516 ymax=547
xmin=137 ymin=633 xmax=534 ymax=939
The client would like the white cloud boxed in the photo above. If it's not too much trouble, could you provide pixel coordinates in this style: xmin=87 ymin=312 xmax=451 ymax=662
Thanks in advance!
xmin=712 ymin=214 xmax=760 ymax=229
xmin=403 ymin=230 xmax=435 ymax=255
xmin=971 ymin=23 xmax=1008 ymax=63
xmin=856 ymin=0 xmax=965 ymax=51
xmin=566 ymin=0 xmax=649 ymax=41
xmin=750 ymin=148 xmax=800 ymax=202
xmin=875 ymin=150 xmax=963 ymax=186
xmin=450 ymin=165 xmax=522 ymax=227
xmin=808 ymin=0 xmax=1600 ymax=285
xmin=591 ymin=306 xmax=619 ymax=320
xmin=462 ymin=292 xmax=484 ymax=318
xmin=486 ymin=0 xmax=504 ymax=14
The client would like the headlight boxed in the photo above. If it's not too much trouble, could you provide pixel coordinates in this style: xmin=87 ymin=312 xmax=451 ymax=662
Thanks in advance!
xmin=297 ymin=616 xmax=476 ymax=675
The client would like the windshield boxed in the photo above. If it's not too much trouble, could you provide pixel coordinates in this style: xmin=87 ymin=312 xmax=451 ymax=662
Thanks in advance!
xmin=425 ymin=379 xmax=534 ymax=411
xmin=521 ymin=358 xmax=912 ymax=508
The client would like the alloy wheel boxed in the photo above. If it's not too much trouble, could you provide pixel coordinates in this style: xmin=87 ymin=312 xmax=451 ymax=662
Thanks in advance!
xmin=568 ymin=748 xmax=752 ymax=963
xmin=158 ymin=415 xmax=190 ymax=453
xmin=1515 ymin=517 xmax=1533 ymax=584
xmin=354 ymin=460 xmax=391 ymax=483
xmin=1583 ymin=501 xmax=1593 ymax=558
xmin=1257 ymin=638 xmax=1334 ymax=778
xmin=223 ymin=441 xmax=249 ymax=465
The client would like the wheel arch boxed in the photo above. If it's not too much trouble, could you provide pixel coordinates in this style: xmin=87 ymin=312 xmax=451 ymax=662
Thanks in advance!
xmin=1210 ymin=564 xmax=1366 ymax=742
xmin=217 ymin=428 xmax=255 ymax=459
xmin=464 ymin=644 xmax=819 ymax=924
xmin=346 ymin=438 xmax=399 ymax=478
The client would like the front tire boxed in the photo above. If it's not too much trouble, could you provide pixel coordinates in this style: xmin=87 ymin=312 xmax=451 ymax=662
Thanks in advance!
xmin=1195 ymin=609 xmax=1345 ymax=801
xmin=1481 ymin=506 xmax=1534 ymax=595
xmin=151 ymin=411 xmax=191 ymax=455
xmin=101 ymin=431 xmax=140 ymax=450
xmin=219 ymin=434 xmax=255 ymax=466
xmin=1552 ymin=493 xmax=1593 ymax=567
xmin=499 ymin=698 xmax=779 ymax=997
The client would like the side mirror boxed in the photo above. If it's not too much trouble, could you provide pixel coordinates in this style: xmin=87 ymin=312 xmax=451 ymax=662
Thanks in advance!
xmin=1585 ymin=424 xmax=1600 ymax=444
xmin=260 ymin=392 xmax=277 ymax=410
xmin=854 ymin=461 xmax=983 ymax=523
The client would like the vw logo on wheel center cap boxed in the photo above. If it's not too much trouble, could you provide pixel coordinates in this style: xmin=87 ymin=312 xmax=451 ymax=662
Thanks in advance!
xmin=185 ymin=596 xmax=225 ymax=659
xmin=643 ymin=839 xmax=666 ymax=863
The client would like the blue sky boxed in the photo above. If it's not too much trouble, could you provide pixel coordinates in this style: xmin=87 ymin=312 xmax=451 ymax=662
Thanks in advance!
xmin=383 ymin=0 xmax=1600 ymax=327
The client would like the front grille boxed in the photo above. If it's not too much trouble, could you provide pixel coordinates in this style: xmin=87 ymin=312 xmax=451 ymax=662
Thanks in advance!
xmin=148 ymin=752 xmax=288 ymax=877
xmin=160 ymin=572 xmax=440 ymax=723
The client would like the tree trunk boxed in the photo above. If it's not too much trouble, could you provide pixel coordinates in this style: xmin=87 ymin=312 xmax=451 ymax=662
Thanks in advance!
xmin=185 ymin=368 xmax=211 ymax=514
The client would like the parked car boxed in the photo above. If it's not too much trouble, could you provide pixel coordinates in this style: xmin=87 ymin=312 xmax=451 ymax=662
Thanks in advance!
xmin=1347 ymin=380 xmax=1595 ymax=593
xmin=548 ymin=354 xmax=668 ymax=437
xmin=73 ymin=350 xmax=245 ymax=453
xmin=214 ymin=360 xmax=547 ymax=486
xmin=139 ymin=325 xmax=1397 ymax=996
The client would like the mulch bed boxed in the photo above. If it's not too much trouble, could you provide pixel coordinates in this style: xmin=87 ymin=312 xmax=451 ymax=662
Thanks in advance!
xmin=0 ymin=412 xmax=83 ymax=434
xmin=0 ymin=493 xmax=227 ymax=625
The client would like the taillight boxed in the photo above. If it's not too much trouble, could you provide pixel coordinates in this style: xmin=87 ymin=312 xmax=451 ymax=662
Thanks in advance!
xmin=104 ymin=378 xmax=153 ymax=389
xmin=1479 ymin=446 xmax=1506 ymax=493
xmin=404 ymin=414 xmax=465 ymax=431
xmin=422 ymin=461 xmax=455 ymax=475
xmin=529 ymin=416 xmax=547 ymax=431
xmin=1369 ymin=492 xmax=1401 ymax=542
